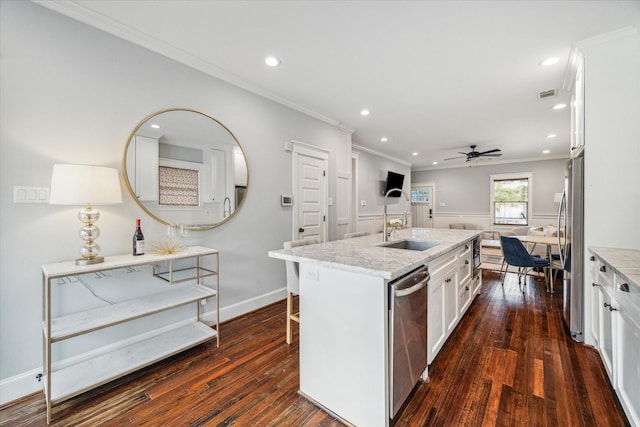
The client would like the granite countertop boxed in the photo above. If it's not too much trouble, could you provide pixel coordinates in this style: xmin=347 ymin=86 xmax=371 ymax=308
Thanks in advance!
xmin=590 ymin=247 xmax=640 ymax=288
xmin=268 ymin=228 xmax=481 ymax=280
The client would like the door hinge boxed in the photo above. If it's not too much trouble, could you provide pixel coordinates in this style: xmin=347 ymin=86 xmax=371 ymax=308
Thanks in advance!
xmin=323 ymin=215 xmax=326 ymax=222
xmin=323 ymin=170 xmax=326 ymax=177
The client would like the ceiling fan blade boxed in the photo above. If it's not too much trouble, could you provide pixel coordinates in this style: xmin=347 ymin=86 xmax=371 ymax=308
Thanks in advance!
xmin=478 ymin=148 xmax=501 ymax=155
xmin=444 ymin=155 xmax=466 ymax=161
xmin=481 ymin=152 xmax=503 ymax=157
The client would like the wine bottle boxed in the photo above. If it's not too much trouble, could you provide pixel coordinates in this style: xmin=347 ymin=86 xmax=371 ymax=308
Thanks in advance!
xmin=133 ymin=219 xmax=145 ymax=256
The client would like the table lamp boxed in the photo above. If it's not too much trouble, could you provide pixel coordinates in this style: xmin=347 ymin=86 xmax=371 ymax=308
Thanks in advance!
xmin=49 ymin=164 xmax=123 ymax=265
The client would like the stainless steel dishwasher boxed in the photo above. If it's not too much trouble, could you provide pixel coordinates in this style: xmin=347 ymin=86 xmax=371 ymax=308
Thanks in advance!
xmin=389 ymin=265 xmax=429 ymax=417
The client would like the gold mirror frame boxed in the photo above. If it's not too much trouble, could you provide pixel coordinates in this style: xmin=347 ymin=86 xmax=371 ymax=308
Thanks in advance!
xmin=122 ymin=108 xmax=249 ymax=231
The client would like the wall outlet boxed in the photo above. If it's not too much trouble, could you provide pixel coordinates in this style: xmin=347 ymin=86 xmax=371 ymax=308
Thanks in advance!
xmin=304 ymin=268 xmax=319 ymax=281
xmin=360 ymin=200 xmax=367 ymax=206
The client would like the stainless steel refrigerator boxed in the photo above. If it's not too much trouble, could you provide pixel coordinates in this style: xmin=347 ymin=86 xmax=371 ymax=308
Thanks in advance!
xmin=558 ymin=153 xmax=584 ymax=342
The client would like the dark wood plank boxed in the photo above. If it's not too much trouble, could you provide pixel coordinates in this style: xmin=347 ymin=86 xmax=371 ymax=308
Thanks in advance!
xmin=0 ymin=271 xmax=629 ymax=426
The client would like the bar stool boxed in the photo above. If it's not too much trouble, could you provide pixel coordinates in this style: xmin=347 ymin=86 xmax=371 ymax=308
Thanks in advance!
xmin=283 ymin=237 xmax=320 ymax=344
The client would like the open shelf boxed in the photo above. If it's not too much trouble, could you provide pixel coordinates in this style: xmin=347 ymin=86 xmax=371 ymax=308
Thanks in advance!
xmin=153 ymin=266 xmax=218 ymax=284
xmin=45 ymin=322 xmax=216 ymax=404
xmin=45 ymin=284 xmax=216 ymax=342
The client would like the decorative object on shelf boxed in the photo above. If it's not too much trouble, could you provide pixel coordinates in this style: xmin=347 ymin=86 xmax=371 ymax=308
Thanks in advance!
xmin=132 ymin=218 xmax=145 ymax=256
xmin=49 ymin=164 xmax=122 ymax=265
xmin=151 ymin=238 xmax=185 ymax=255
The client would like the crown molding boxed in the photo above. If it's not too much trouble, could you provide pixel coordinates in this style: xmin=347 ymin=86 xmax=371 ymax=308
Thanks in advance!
xmin=412 ymin=155 xmax=569 ymax=172
xmin=351 ymin=144 xmax=412 ymax=167
xmin=31 ymin=0 xmax=343 ymax=129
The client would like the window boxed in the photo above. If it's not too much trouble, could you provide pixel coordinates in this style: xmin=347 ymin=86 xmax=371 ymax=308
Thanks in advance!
xmin=159 ymin=166 xmax=199 ymax=206
xmin=490 ymin=173 xmax=532 ymax=225
xmin=411 ymin=188 xmax=430 ymax=203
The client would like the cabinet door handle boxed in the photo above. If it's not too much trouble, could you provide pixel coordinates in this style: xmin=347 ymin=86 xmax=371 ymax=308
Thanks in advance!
xmin=299 ymin=227 xmax=305 ymax=232
xmin=604 ymin=302 xmax=618 ymax=312
xmin=592 ymin=282 xmax=600 ymax=287
xmin=465 ymin=244 xmax=469 ymax=250
xmin=465 ymin=285 xmax=469 ymax=291
xmin=619 ymin=283 xmax=629 ymax=292
xmin=590 ymin=256 xmax=595 ymax=261
xmin=465 ymin=260 xmax=469 ymax=265
xmin=600 ymin=265 xmax=607 ymax=272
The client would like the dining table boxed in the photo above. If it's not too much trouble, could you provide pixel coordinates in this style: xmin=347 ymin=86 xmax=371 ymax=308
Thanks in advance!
xmin=516 ymin=234 xmax=566 ymax=293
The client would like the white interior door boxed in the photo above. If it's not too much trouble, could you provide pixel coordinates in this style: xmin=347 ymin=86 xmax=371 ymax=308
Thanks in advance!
xmin=293 ymin=144 xmax=328 ymax=242
xmin=411 ymin=183 xmax=434 ymax=228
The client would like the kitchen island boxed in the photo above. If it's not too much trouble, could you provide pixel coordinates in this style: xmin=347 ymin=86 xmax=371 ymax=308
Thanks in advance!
xmin=269 ymin=228 xmax=482 ymax=427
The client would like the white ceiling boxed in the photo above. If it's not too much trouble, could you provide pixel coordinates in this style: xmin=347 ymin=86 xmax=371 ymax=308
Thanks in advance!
xmin=36 ymin=1 xmax=640 ymax=169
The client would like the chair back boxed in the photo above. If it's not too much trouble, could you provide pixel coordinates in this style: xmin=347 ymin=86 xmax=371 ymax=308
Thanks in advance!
xmin=284 ymin=237 xmax=320 ymax=294
xmin=344 ymin=231 xmax=370 ymax=239
xmin=500 ymin=236 xmax=540 ymax=268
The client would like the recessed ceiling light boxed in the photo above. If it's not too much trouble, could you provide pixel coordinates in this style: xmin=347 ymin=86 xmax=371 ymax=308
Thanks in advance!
xmin=432 ymin=161 xmax=438 ymax=165
xmin=546 ymin=133 xmax=557 ymax=139
xmin=552 ymin=103 xmax=567 ymax=110
xmin=412 ymin=152 xmax=419 ymax=156
xmin=380 ymin=137 xmax=388 ymax=142
xmin=360 ymin=109 xmax=370 ymax=116
xmin=265 ymin=56 xmax=280 ymax=67
xmin=543 ymin=150 xmax=551 ymax=154
xmin=150 ymin=124 xmax=160 ymax=129
xmin=539 ymin=57 xmax=559 ymax=67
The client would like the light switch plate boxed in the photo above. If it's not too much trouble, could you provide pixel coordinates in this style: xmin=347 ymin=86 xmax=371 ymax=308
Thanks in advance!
xmin=14 ymin=186 xmax=49 ymax=204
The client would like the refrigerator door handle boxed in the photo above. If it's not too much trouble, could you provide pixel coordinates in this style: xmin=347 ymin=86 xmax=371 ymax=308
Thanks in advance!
xmin=557 ymin=189 xmax=567 ymax=267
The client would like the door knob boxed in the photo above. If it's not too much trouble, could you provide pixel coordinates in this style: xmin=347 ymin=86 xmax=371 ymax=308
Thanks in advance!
xmin=299 ymin=227 xmax=305 ymax=232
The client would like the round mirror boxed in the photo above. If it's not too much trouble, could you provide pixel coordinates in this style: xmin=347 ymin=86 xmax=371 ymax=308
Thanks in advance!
xmin=123 ymin=108 xmax=248 ymax=230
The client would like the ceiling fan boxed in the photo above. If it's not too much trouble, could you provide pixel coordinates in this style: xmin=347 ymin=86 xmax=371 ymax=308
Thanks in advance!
xmin=444 ymin=144 xmax=502 ymax=162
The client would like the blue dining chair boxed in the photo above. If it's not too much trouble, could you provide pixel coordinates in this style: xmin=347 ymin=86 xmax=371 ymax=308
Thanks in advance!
xmin=500 ymin=235 xmax=550 ymax=292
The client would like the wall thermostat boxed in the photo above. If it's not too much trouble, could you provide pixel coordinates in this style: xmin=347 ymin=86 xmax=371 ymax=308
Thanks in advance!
xmin=281 ymin=195 xmax=293 ymax=206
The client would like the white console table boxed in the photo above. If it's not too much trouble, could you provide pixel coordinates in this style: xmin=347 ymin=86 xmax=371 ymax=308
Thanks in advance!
xmin=41 ymin=246 xmax=219 ymax=423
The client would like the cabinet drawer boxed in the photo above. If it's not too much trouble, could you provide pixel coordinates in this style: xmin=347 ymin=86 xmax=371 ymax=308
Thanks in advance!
xmin=458 ymin=255 xmax=472 ymax=289
xmin=595 ymin=259 xmax=614 ymax=293
xmin=428 ymin=250 xmax=457 ymax=278
xmin=615 ymin=275 xmax=640 ymax=327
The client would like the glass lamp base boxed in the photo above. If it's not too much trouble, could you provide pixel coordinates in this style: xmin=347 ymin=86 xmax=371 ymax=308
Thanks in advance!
xmin=75 ymin=256 xmax=105 ymax=265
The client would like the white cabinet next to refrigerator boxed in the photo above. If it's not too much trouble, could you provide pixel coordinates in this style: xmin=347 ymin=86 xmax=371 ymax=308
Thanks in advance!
xmin=589 ymin=247 xmax=640 ymax=427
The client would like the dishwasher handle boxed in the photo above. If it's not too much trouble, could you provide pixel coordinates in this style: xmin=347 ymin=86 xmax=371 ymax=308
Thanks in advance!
xmin=393 ymin=269 xmax=429 ymax=297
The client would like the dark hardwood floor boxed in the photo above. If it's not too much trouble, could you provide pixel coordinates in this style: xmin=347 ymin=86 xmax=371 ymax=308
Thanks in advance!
xmin=1 ymin=270 xmax=629 ymax=426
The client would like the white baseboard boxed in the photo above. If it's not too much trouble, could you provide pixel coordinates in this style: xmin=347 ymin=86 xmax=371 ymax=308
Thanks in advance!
xmin=0 ymin=368 xmax=42 ymax=406
xmin=0 ymin=288 xmax=287 ymax=406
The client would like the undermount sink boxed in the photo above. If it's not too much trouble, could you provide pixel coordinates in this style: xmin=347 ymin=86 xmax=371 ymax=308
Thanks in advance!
xmin=380 ymin=240 xmax=441 ymax=251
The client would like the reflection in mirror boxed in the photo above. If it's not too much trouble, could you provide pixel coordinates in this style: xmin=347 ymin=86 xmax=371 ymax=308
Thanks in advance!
xmin=123 ymin=109 xmax=248 ymax=230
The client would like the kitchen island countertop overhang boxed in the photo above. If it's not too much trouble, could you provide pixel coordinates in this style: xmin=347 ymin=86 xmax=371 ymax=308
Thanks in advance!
xmin=268 ymin=227 xmax=482 ymax=280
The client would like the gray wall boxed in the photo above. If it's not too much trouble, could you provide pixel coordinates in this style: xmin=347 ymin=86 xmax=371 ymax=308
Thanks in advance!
xmin=0 ymin=1 xmax=350 ymax=384
xmin=412 ymin=158 xmax=567 ymax=220
xmin=356 ymin=149 xmax=411 ymax=216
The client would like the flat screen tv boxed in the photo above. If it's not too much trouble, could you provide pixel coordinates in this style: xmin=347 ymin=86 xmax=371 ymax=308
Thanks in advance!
xmin=384 ymin=171 xmax=405 ymax=197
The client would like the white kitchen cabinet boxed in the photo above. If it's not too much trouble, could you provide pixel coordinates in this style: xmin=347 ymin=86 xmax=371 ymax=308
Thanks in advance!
xmin=570 ymin=52 xmax=585 ymax=157
xmin=589 ymin=247 xmax=640 ymax=426
xmin=457 ymin=243 xmax=473 ymax=315
xmin=427 ymin=242 xmax=482 ymax=364
xmin=42 ymin=246 xmax=219 ymax=423
xmin=208 ymin=148 xmax=226 ymax=202
xmin=132 ymin=135 xmax=159 ymax=201
xmin=589 ymin=256 xmax=601 ymax=351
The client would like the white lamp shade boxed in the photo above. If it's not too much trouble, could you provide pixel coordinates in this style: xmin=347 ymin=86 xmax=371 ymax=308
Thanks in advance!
xmin=49 ymin=164 xmax=123 ymax=205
